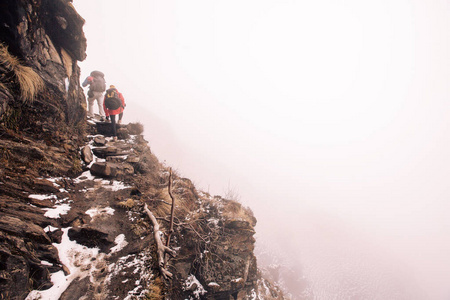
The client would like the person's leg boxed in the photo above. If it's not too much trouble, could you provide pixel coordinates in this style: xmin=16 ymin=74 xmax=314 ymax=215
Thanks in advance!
xmin=118 ymin=112 xmax=123 ymax=124
xmin=87 ymin=96 xmax=95 ymax=117
xmin=110 ymin=114 xmax=117 ymax=139
xmin=96 ymin=93 xmax=106 ymax=118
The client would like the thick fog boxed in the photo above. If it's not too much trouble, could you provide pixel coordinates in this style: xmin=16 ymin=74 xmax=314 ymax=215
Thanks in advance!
xmin=75 ymin=1 xmax=450 ymax=299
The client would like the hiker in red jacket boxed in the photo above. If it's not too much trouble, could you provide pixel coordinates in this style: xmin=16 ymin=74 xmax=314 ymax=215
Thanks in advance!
xmin=103 ymin=85 xmax=126 ymax=141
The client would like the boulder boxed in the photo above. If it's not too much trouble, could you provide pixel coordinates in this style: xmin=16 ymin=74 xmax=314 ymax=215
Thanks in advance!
xmin=90 ymin=162 xmax=112 ymax=177
xmin=93 ymin=135 xmax=107 ymax=146
xmin=68 ymin=227 xmax=114 ymax=252
xmin=90 ymin=161 xmax=134 ymax=179
xmin=80 ymin=145 xmax=93 ymax=164
xmin=92 ymin=146 xmax=130 ymax=159
xmin=96 ymin=122 xmax=118 ymax=136
xmin=117 ymin=127 xmax=130 ymax=140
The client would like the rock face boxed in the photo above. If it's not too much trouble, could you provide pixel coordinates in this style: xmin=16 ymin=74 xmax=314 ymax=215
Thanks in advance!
xmin=0 ymin=2 xmax=286 ymax=300
xmin=0 ymin=3 xmax=87 ymax=296
xmin=0 ymin=0 xmax=87 ymax=129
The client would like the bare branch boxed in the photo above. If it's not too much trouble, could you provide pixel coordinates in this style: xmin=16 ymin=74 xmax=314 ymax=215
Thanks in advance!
xmin=165 ymin=168 xmax=176 ymax=267
xmin=144 ymin=204 xmax=175 ymax=280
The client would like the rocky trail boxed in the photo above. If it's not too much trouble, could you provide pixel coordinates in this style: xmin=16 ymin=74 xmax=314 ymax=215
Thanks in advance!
xmin=4 ymin=116 xmax=159 ymax=299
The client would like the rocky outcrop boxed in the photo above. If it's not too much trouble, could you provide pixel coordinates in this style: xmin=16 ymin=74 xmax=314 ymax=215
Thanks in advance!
xmin=0 ymin=1 xmax=87 ymax=298
xmin=0 ymin=0 xmax=87 ymax=130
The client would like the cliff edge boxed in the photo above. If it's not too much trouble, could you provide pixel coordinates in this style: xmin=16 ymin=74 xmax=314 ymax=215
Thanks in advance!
xmin=0 ymin=1 xmax=284 ymax=299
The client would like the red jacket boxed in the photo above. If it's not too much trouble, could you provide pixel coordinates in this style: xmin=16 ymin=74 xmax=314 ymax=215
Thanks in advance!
xmin=104 ymin=90 xmax=125 ymax=117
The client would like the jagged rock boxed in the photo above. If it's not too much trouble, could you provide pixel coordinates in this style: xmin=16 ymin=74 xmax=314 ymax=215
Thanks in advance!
xmin=68 ymin=227 xmax=114 ymax=252
xmin=0 ymin=198 xmax=53 ymax=227
xmin=47 ymin=229 xmax=63 ymax=244
xmin=117 ymin=127 xmax=130 ymax=140
xmin=0 ymin=250 xmax=30 ymax=299
xmin=33 ymin=178 xmax=60 ymax=194
xmin=80 ymin=145 xmax=93 ymax=164
xmin=28 ymin=196 xmax=54 ymax=208
xmin=60 ymin=207 xmax=87 ymax=227
xmin=92 ymin=146 xmax=130 ymax=158
xmin=93 ymin=135 xmax=107 ymax=146
xmin=0 ymin=215 xmax=51 ymax=244
xmin=35 ymin=243 xmax=60 ymax=265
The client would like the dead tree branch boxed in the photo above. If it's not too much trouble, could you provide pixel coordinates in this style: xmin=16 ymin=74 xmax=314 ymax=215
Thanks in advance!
xmin=144 ymin=204 xmax=176 ymax=280
xmin=164 ymin=168 xmax=176 ymax=267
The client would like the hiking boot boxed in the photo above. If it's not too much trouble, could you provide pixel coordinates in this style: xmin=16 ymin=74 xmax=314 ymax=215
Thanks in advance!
xmin=118 ymin=119 xmax=122 ymax=125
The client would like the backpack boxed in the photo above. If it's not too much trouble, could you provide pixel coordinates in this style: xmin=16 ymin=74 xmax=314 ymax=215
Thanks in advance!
xmin=89 ymin=71 xmax=106 ymax=92
xmin=104 ymin=88 xmax=122 ymax=110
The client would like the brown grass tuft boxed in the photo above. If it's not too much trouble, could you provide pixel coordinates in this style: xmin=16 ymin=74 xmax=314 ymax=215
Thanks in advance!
xmin=221 ymin=199 xmax=256 ymax=225
xmin=153 ymin=200 xmax=171 ymax=217
xmin=14 ymin=64 xmax=44 ymax=102
xmin=0 ymin=44 xmax=44 ymax=103
xmin=145 ymin=277 xmax=164 ymax=299
xmin=118 ymin=198 xmax=136 ymax=209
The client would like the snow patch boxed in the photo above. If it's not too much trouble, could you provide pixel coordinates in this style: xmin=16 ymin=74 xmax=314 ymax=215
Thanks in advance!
xmin=184 ymin=274 xmax=207 ymax=299
xmin=44 ymin=225 xmax=58 ymax=232
xmin=26 ymin=228 xmax=101 ymax=300
xmin=207 ymin=282 xmax=220 ymax=287
xmin=100 ymin=179 xmax=131 ymax=191
xmin=107 ymin=251 xmax=153 ymax=299
xmin=110 ymin=234 xmax=128 ymax=253
xmin=74 ymin=170 xmax=96 ymax=183
xmin=29 ymin=194 xmax=57 ymax=201
xmin=43 ymin=203 xmax=71 ymax=218
xmin=85 ymin=206 xmax=115 ymax=218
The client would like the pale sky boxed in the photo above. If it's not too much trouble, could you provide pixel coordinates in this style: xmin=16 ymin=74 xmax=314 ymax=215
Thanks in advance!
xmin=74 ymin=1 xmax=450 ymax=298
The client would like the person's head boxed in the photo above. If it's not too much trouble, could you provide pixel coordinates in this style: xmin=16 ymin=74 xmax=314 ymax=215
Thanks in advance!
xmin=110 ymin=85 xmax=116 ymax=89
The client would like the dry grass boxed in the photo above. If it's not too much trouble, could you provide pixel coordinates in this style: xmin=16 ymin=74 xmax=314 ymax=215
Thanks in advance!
xmin=221 ymin=199 xmax=256 ymax=225
xmin=14 ymin=64 xmax=44 ymax=102
xmin=117 ymin=198 xmax=136 ymax=209
xmin=153 ymin=200 xmax=172 ymax=217
xmin=0 ymin=44 xmax=44 ymax=103
xmin=145 ymin=277 xmax=164 ymax=299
